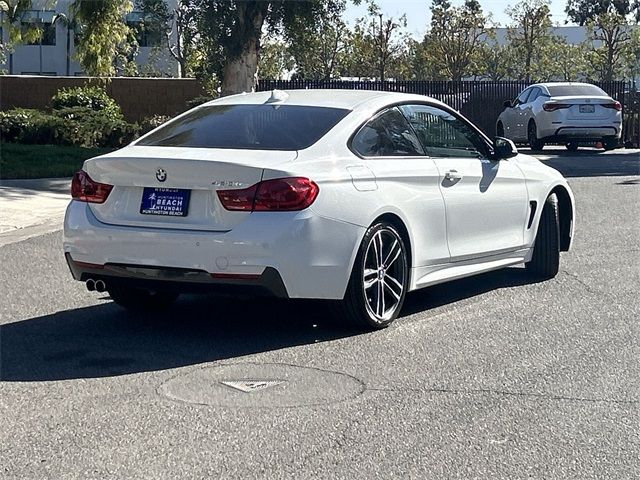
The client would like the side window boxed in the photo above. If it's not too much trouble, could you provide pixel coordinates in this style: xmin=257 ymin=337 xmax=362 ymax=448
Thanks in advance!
xmin=351 ymin=107 xmax=424 ymax=157
xmin=399 ymin=104 xmax=488 ymax=159
xmin=527 ymin=88 xmax=541 ymax=103
xmin=515 ymin=88 xmax=531 ymax=106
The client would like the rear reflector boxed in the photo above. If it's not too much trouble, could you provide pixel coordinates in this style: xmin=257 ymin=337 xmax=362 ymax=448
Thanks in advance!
xmin=543 ymin=102 xmax=571 ymax=112
xmin=602 ymin=101 xmax=622 ymax=111
xmin=217 ymin=177 xmax=319 ymax=212
xmin=71 ymin=170 xmax=113 ymax=204
xmin=210 ymin=272 xmax=261 ymax=280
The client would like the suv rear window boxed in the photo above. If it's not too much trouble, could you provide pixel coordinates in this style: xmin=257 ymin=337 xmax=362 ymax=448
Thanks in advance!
xmin=547 ymin=85 xmax=607 ymax=96
xmin=136 ymin=104 xmax=350 ymax=150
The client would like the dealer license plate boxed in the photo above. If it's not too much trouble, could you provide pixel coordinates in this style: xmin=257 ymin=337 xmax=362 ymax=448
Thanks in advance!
xmin=140 ymin=188 xmax=190 ymax=217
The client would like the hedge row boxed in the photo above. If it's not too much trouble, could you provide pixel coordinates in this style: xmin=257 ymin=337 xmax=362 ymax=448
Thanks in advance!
xmin=0 ymin=86 xmax=172 ymax=148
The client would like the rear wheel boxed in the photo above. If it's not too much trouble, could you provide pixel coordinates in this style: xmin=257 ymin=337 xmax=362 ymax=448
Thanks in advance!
xmin=339 ymin=222 xmax=408 ymax=329
xmin=603 ymin=136 xmax=618 ymax=151
xmin=108 ymin=285 xmax=179 ymax=312
xmin=565 ymin=141 xmax=578 ymax=152
xmin=526 ymin=194 xmax=560 ymax=280
xmin=528 ymin=121 xmax=545 ymax=151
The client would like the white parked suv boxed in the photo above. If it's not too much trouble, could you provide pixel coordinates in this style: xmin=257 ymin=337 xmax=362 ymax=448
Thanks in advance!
xmin=496 ymin=82 xmax=622 ymax=151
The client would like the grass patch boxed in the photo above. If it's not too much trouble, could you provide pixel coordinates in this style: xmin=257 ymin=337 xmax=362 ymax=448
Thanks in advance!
xmin=0 ymin=143 xmax=114 ymax=179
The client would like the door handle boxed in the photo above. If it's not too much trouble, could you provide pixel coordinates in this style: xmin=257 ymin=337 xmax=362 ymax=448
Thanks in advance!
xmin=445 ymin=170 xmax=462 ymax=181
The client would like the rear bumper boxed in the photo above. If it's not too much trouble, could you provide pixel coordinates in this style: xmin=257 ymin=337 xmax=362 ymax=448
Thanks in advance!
xmin=540 ymin=125 xmax=620 ymax=141
xmin=65 ymin=254 xmax=289 ymax=297
xmin=63 ymin=201 xmax=365 ymax=300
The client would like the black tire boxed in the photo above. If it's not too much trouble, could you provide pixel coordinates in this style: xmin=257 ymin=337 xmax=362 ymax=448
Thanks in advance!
xmin=526 ymin=194 xmax=560 ymax=279
xmin=108 ymin=285 xmax=179 ymax=312
xmin=528 ymin=121 xmax=545 ymax=151
xmin=338 ymin=222 xmax=409 ymax=329
xmin=496 ymin=122 xmax=504 ymax=137
xmin=565 ymin=141 xmax=578 ymax=152
xmin=603 ymin=136 xmax=618 ymax=151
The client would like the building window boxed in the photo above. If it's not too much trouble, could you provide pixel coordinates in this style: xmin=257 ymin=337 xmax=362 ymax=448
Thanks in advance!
xmin=21 ymin=10 xmax=56 ymax=46
xmin=126 ymin=11 xmax=163 ymax=47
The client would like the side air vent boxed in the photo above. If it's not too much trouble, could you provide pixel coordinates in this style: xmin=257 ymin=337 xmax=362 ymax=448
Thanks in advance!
xmin=527 ymin=201 xmax=537 ymax=229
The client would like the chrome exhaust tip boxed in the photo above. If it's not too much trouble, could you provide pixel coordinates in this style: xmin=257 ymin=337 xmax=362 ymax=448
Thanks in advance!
xmin=86 ymin=279 xmax=96 ymax=292
xmin=95 ymin=280 xmax=106 ymax=293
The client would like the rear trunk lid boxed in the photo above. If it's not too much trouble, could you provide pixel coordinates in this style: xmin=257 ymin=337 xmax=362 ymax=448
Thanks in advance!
xmin=550 ymin=95 xmax=616 ymax=120
xmin=83 ymin=146 xmax=297 ymax=232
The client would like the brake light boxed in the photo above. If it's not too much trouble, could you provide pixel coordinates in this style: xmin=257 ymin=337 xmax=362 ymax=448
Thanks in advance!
xmin=217 ymin=177 xmax=319 ymax=212
xmin=543 ymin=102 xmax=570 ymax=112
xmin=71 ymin=170 xmax=113 ymax=204
xmin=602 ymin=101 xmax=622 ymax=111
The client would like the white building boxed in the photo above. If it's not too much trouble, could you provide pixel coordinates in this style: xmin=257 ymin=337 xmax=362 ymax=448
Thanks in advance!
xmin=0 ymin=0 xmax=179 ymax=76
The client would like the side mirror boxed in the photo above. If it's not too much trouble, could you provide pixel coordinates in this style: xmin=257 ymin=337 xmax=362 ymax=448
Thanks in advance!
xmin=493 ymin=136 xmax=518 ymax=160
xmin=503 ymin=100 xmax=513 ymax=108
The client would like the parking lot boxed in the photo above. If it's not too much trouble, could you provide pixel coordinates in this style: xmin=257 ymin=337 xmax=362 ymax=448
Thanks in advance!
xmin=1 ymin=148 xmax=639 ymax=479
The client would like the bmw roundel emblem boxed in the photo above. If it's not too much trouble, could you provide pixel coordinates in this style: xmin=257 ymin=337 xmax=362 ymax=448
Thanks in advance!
xmin=156 ymin=168 xmax=167 ymax=182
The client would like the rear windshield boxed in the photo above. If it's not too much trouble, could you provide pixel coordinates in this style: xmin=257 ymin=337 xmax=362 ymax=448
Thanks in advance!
xmin=547 ymin=85 xmax=607 ymax=96
xmin=136 ymin=104 xmax=350 ymax=150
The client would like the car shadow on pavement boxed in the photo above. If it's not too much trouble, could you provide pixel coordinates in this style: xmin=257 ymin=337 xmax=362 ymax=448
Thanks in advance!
xmin=1 ymin=267 xmax=535 ymax=382
xmin=521 ymin=148 xmax=640 ymax=178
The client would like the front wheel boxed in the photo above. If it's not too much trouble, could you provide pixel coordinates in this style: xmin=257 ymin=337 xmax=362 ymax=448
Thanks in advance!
xmin=528 ymin=122 xmax=545 ymax=151
xmin=526 ymin=194 xmax=560 ymax=280
xmin=108 ymin=285 xmax=179 ymax=312
xmin=339 ymin=222 xmax=409 ymax=329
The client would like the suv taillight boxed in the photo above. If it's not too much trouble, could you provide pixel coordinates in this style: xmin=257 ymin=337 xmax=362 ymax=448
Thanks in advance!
xmin=217 ymin=177 xmax=319 ymax=212
xmin=602 ymin=101 xmax=622 ymax=111
xmin=543 ymin=102 xmax=570 ymax=112
xmin=71 ymin=170 xmax=113 ymax=204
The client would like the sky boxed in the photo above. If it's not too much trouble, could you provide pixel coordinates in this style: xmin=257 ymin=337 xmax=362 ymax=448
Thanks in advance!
xmin=343 ymin=0 xmax=572 ymax=39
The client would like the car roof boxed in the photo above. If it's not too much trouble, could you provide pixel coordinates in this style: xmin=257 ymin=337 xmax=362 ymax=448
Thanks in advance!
xmin=204 ymin=89 xmax=449 ymax=111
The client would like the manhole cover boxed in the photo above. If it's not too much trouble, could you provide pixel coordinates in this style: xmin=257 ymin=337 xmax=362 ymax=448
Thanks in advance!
xmin=159 ymin=363 xmax=365 ymax=408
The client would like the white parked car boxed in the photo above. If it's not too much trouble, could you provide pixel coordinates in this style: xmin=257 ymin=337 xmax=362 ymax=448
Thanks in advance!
xmin=496 ymin=82 xmax=622 ymax=151
xmin=64 ymin=90 xmax=575 ymax=329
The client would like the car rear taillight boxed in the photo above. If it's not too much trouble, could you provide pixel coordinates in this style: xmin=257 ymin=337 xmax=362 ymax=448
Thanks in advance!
xmin=543 ymin=102 xmax=571 ymax=112
xmin=71 ymin=170 xmax=113 ymax=204
xmin=602 ymin=101 xmax=622 ymax=111
xmin=217 ymin=177 xmax=319 ymax=212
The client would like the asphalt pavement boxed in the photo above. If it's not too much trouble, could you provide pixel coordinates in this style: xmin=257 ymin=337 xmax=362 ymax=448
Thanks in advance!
xmin=0 ymin=148 xmax=638 ymax=479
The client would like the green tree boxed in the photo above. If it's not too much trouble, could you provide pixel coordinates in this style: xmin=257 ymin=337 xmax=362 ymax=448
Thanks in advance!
xmin=545 ymin=40 xmax=590 ymax=81
xmin=565 ymin=0 xmax=639 ymax=25
xmin=166 ymin=0 xmax=199 ymax=78
xmin=505 ymin=0 xmax=555 ymax=82
xmin=194 ymin=0 xmax=345 ymax=95
xmin=348 ymin=1 xmax=410 ymax=81
xmin=475 ymin=40 xmax=513 ymax=80
xmin=285 ymin=1 xmax=351 ymax=80
xmin=421 ymin=0 xmax=491 ymax=81
xmin=586 ymin=12 xmax=635 ymax=81
xmin=258 ymin=35 xmax=294 ymax=80
xmin=71 ymin=0 xmax=133 ymax=77
xmin=0 ymin=0 xmax=42 ymax=74
xmin=565 ymin=0 xmax=638 ymax=82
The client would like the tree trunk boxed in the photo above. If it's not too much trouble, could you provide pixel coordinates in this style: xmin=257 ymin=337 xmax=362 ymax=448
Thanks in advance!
xmin=221 ymin=8 xmax=265 ymax=96
xmin=222 ymin=34 xmax=260 ymax=96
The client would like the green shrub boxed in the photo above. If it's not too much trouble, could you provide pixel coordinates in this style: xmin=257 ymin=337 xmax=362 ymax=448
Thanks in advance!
xmin=0 ymin=107 xmax=139 ymax=148
xmin=0 ymin=109 xmax=69 ymax=145
xmin=51 ymin=85 xmax=123 ymax=119
xmin=185 ymin=95 xmax=216 ymax=109
xmin=53 ymin=107 xmax=139 ymax=148
xmin=138 ymin=115 xmax=172 ymax=135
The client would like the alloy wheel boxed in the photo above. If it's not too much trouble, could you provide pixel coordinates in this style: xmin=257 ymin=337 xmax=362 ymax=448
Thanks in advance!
xmin=362 ymin=228 xmax=407 ymax=322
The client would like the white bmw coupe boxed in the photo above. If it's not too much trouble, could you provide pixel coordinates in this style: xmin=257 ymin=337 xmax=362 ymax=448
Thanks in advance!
xmin=64 ymin=90 xmax=575 ymax=329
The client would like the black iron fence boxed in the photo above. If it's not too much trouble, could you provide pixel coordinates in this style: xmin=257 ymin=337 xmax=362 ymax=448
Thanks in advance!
xmin=258 ymin=80 xmax=639 ymax=147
